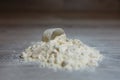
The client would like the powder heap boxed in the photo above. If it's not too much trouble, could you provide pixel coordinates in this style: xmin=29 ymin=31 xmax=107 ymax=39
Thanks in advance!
xmin=21 ymin=28 xmax=103 ymax=71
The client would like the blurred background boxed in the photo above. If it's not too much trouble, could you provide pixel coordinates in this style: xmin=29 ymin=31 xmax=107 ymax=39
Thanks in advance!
xmin=0 ymin=0 xmax=120 ymax=25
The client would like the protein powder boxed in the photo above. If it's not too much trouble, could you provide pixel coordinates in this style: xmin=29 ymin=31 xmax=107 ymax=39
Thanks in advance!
xmin=21 ymin=28 xmax=103 ymax=71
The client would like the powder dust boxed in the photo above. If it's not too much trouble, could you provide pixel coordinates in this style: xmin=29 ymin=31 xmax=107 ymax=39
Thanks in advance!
xmin=21 ymin=28 xmax=103 ymax=71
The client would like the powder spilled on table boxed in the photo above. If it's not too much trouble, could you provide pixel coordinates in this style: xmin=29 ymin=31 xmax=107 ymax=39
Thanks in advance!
xmin=21 ymin=28 xmax=103 ymax=71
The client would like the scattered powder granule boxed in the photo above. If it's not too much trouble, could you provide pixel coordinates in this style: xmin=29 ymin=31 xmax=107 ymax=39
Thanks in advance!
xmin=21 ymin=28 xmax=103 ymax=71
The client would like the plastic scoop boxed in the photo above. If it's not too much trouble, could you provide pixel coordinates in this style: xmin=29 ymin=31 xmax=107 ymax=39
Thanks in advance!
xmin=42 ymin=28 xmax=65 ymax=42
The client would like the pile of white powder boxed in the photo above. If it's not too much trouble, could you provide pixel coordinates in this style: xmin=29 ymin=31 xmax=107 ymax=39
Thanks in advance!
xmin=21 ymin=28 xmax=103 ymax=71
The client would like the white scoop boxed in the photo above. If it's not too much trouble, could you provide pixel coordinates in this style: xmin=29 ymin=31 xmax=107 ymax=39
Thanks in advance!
xmin=42 ymin=28 xmax=65 ymax=42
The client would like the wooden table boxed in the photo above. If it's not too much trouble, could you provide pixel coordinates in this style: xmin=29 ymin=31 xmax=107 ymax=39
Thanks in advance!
xmin=0 ymin=21 xmax=120 ymax=80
